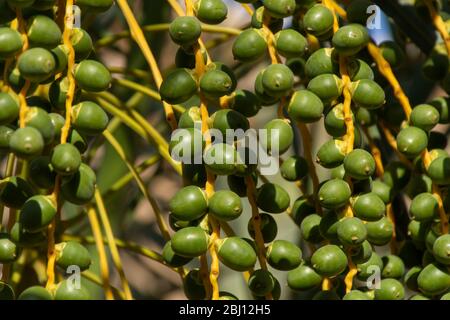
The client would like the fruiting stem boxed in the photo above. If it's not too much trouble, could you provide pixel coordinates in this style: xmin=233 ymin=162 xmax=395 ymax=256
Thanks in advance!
xmin=262 ymin=11 xmax=280 ymax=64
xmin=344 ymin=255 xmax=357 ymax=293
xmin=323 ymin=0 xmax=340 ymax=33
xmin=424 ymin=0 xmax=450 ymax=57
xmin=329 ymin=0 xmax=348 ymax=19
xmin=82 ymin=271 xmax=126 ymax=300
xmin=432 ymin=185 xmax=449 ymax=234
xmin=322 ymin=277 xmax=332 ymax=291
xmin=117 ymin=0 xmax=177 ymax=130
xmin=386 ymin=203 xmax=398 ymax=253
xmin=240 ymin=3 xmax=254 ymax=16
xmin=367 ymin=43 xmax=412 ymax=118
xmin=362 ymin=127 xmax=384 ymax=176
xmin=297 ymin=122 xmax=322 ymax=214
xmin=87 ymin=206 xmax=114 ymax=300
xmin=339 ymin=56 xmax=354 ymax=154
xmin=94 ymin=189 xmax=133 ymax=300
xmin=246 ymin=176 xmax=273 ymax=300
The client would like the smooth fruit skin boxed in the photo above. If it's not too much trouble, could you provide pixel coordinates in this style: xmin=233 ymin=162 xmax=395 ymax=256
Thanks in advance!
xmin=303 ymin=4 xmax=334 ymax=37
xmin=216 ymin=237 xmax=257 ymax=271
xmin=280 ymin=156 xmax=308 ymax=181
xmin=230 ymin=89 xmax=261 ymax=118
xmin=169 ymin=16 xmax=202 ymax=46
xmin=74 ymin=60 xmax=111 ymax=92
xmin=19 ymin=195 xmax=57 ymax=232
xmin=371 ymin=180 xmax=392 ymax=204
xmin=203 ymin=143 xmax=240 ymax=175
xmin=232 ymin=28 xmax=267 ymax=62
xmin=71 ymin=101 xmax=109 ymax=136
xmin=311 ymin=244 xmax=348 ymax=277
xmin=337 ymin=217 xmax=367 ymax=246
xmin=357 ymin=252 xmax=383 ymax=281
xmin=266 ymin=240 xmax=302 ymax=271
xmin=247 ymin=213 xmax=278 ymax=243
xmin=71 ymin=28 xmax=93 ymax=61
xmin=274 ymin=29 xmax=307 ymax=58
xmin=76 ymin=0 xmax=114 ymax=12
xmin=55 ymin=280 xmax=91 ymax=300
xmin=417 ymin=262 xmax=450 ymax=295
xmin=27 ymin=15 xmax=62 ymax=49
xmin=169 ymin=186 xmax=207 ymax=221
xmin=55 ymin=241 xmax=91 ymax=271
xmin=200 ymin=69 xmax=233 ymax=98
xmin=18 ymin=47 xmax=56 ymax=83
xmin=287 ymin=265 xmax=322 ymax=291
xmin=426 ymin=156 xmax=450 ymax=185
xmin=160 ymin=68 xmax=198 ymax=104
xmin=318 ymin=179 xmax=352 ymax=209
xmin=381 ymin=255 xmax=405 ymax=279
xmin=60 ymin=163 xmax=96 ymax=205
xmin=18 ymin=286 xmax=53 ymax=300
xmin=262 ymin=0 xmax=296 ymax=18
xmin=302 ymin=213 xmax=324 ymax=243
xmin=343 ymin=290 xmax=371 ymax=300
xmin=51 ymin=143 xmax=82 ymax=176
xmin=347 ymin=58 xmax=374 ymax=81
xmin=307 ymin=74 xmax=343 ymax=103
xmin=305 ymin=48 xmax=338 ymax=79
xmin=351 ymin=240 xmax=373 ymax=264
xmin=171 ymin=227 xmax=209 ymax=258
xmin=410 ymin=104 xmax=440 ymax=131
xmin=288 ymin=89 xmax=324 ymax=123
xmin=396 ymin=126 xmax=428 ymax=158
xmin=209 ymin=190 xmax=242 ymax=221
xmin=352 ymin=192 xmax=386 ymax=221
xmin=256 ymin=183 xmax=290 ymax=213
xmin=410 ymin=192 xmax=438 ymax=222
xmin=10 ymin=222 xmax=47 ymax=248
xmin=316 ymin=139 xmax=346 ymax=169
xmin=432 ymin=234 xmax=450 ymax=265
xmin=261 ymin=119 xmax=294 ymax=155
xmin=344 ymin=149 xmax=376 ymax=180
xmin=0 ymin=27 xmax=23 ymax=59
xmin=24 ymin=107 xmax=55 ymax=145
xmin=194 ymin=0 xmax=228 ymax=24
xmin=162 ymin=241 xmax=193 ymax=267
xmin=365 ymin=217 xmax=394 ymax=246
xmin=350 ymin=79 xmax=385 ymax=109
xmin=183 ymin=269 xmax=206 ymax=300
xmin=374 ymin=279 xmax=405 ymax=300
xmin=332 ymin=23 xmax=369 ymax=56
xmin=0 ymin=233 xmax=18 ymax=263
xmin=261 ymin=64 xmax=294 ymax=98
xmin=211 ymin=109 xmax=250 ymax=136
xmin=9 ymin=127 xmax=44 ymax=159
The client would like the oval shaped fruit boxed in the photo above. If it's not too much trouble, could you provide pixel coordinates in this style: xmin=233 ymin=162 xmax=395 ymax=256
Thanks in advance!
xmin=194 ymin=0 xmax=228 ymax=24
xmin=287 ymin=264 xmax=322 ymax=291
xmin=350 ymin=79 xmax=385 ymax=109
xmin=337 ymin=217 xmax=367 ymax=246
xmin=0 ymin=27 xmax=23 ymax=58
xmin=18 ymin=47 xmax=56 ymax=82
xmin=71 ymin=28 xmax=93 ymax=61
xmin=169 ymin=185 xmax=207 ymax=222
xmin=200 ymin=69 xmax=234 ymax=98
xmin=256 ymin=183 xmax=290 ymax=213
xmin=27 ymin=15 xmax=62 ymax=49
xmin=60 ymin=163 xmax=96 ymax=205
xmin=410 ymin=104 xmax=440 ymax=131
xmin=303 ymin=4 xmax=334 ymax=37
xmin=266 ymin=240 xmax=302 ymax=271
xmin=318 ymin=179 xmax=352 ymax=209
xmin=356 ymin=252 xmax=383 ymax=281
xmin=288 ymin=90 xmax=324 ymax=123
xmin=232 ymin=28 xmax=267 ymax=62
xmin=381 ymin=255 xmax=405 ymax=279
xmin=55 ymin=241 xmax=91 ymax=271
xmin=19 ymin=195 xmax=57 ymax=232
xmin=10 ymin=222 xmax=46 ymax=248
xmin=365 ymin=217 xmax=394 ymax=246
xmin=410 ymin=192 xmax=438 ymax=222
xmin=71 ymin=101 xmax=109 ymax=136
xmin=332 ymin=23 xmax=369 ymax=56
xmin=280 ymin=156 xmax=308 ymax=181
xmin=9 ymin=127 xmax=44 ymax=159
xmin=160 ymin=68 xmax=198 ymax=104
xmin=305 ymin=48 xmax=338 ymax=79
xmin=316 ymin=139 xmax=346 ymax=169
xmin=209 ymin=190 xmax=242 ymax=221
xmin=417 ymin=262 xmax=450 ymax=296
xmin=396 ymin=126 xmax=428 ymax=158
xmin=426 ymin=156 xmax=450 ymax=185
xmin=307 ymin=74 xmax=343 ymax=103
xmin=371 ymin=180 xmax=392 ymax=204
xmin=210 ymin=108 xmax=249 ymax=137
xmin=344 ymin=149 xmax=376 ymax=180
xmin=262 ymin=0 xmax=296 ymax=18
xmin=171 ymin=227 xmax=209 ymax=258
xmin=343 ymin=290 xmax=371 ymax=300
xmin=50 ymin=143 xmax=82 ymax=176
xmin=274 ymin=29 xmax=307 ymax=58
xmin=347 ymin=58 xmax=374 ymax=81
xmin=311 ymin=244 xmax=348 ymax=277
xmin=260 ymin=119 xmax=294 ymax=155
xmin=230 ymin=89 xmax=261 ymax=118
xmin=76 ymin=0 xmax=114 ymax=12
xmin=302 ymin=213 xmax=324 ymax=243
xmin=432 ymin=234 xmax=450 ymax=265
xmin=169 ymin=16 xmax=202 ymax=46
xmin=183 ymin=269 xmax=206 ymax=300
xmin=216 ymin=237 xmax=257 ymax=271
xmin=352 ymin=192 xmax=386 ymax=221
xmin=0 ymin=176 xmax=34 ymax=209
xmin=24 ymin=107 xmax=55 ymax=145
xmin=374 ymin=278 xmax=405 ymax=300
xmin=0 ymin=233 xmax=19 ymax=263
xmin=261 ymin=64 xmax=294 ymax=98
xmin=203 ymin=143 xmax=240 ymax=175
xmin=74 ymin=60 xmax=111 ymax=92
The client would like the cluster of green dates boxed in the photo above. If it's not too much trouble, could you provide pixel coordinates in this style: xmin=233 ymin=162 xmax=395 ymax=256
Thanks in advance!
xmin=0 ymin=0 xmax=115 ymax=300
xmin=161 ymin=0 xmax=450 ymax=300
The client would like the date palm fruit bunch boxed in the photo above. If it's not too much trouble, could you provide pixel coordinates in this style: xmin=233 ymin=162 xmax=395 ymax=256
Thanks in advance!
xmin=0 ymin=0 xmax=449 ymax=301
